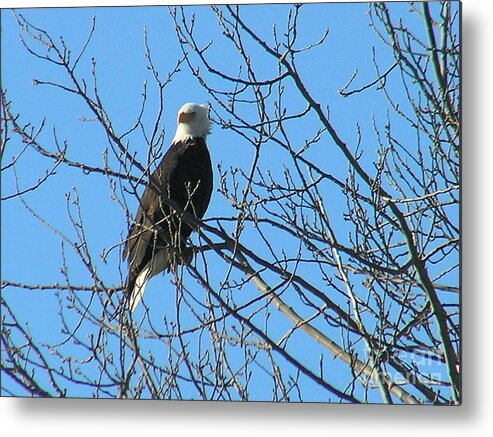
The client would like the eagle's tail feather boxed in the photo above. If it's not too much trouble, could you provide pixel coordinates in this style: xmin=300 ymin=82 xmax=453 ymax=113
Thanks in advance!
xmin=127 ymin=248 xmax=172 ymax=312
xmin=129 ymin=264 xmax=152 ymax=312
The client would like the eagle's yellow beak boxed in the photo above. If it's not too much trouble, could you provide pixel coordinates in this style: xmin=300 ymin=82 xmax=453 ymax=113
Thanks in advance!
xmin=178 ymin=111 xmax=196 ymax=124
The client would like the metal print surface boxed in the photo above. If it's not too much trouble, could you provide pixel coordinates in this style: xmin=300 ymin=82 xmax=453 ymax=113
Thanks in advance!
xmin=1 ymin=1 xmax=461 ymax=404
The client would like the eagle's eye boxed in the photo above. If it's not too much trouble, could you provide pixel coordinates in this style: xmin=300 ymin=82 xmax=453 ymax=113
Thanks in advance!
xmin=190 ymin=111 xmax=197 ymax=118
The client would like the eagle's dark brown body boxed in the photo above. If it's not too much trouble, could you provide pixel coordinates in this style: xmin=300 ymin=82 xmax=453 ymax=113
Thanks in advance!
xmin=123 ymin=136 xmax=213 ymax=309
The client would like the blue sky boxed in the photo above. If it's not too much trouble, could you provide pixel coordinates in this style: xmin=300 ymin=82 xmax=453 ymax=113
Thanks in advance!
xmin=1 ymin=2 xmax=459 ymax=402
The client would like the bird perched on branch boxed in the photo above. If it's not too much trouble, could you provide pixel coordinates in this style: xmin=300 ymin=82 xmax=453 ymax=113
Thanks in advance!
xmin=123 ymin=103 xmax=213 ymax=312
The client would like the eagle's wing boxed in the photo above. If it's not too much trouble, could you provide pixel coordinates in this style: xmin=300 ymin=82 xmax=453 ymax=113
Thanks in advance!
xmin=122 ymin=142 xmax=191 ymax=294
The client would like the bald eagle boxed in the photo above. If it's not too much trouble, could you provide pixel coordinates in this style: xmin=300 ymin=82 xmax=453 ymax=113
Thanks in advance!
xmin=123 ymin=103 xmax=213 ymax=312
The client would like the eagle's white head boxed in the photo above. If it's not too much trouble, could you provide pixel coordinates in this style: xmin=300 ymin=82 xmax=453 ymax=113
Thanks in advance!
xmin=172 ymin=103 xmax=211 ymax=143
